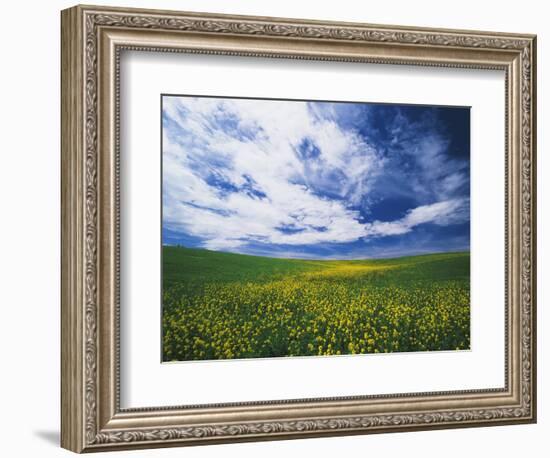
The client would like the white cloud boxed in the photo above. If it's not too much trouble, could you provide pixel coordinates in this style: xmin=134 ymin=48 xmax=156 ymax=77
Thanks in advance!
xmin=162 ymin=96 xmax=468 ymax=253
xmin=163 ymin=96 xmax=380 ymax=250
xmin=389 ymin=117 xmax=469 ymax=203
xmin=365 ymin=198 xmax=469 ymax=237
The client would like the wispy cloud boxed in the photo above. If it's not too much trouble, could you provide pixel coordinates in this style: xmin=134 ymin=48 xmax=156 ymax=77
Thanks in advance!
xmin=162 ymin=96 xmax=470 ymax=258
xmin=365 ymin=198 xmax=469 ymax=237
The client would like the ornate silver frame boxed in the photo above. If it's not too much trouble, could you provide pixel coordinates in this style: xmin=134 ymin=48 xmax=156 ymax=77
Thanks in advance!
xmin=61 ymin=4 xmax=537 ymax=453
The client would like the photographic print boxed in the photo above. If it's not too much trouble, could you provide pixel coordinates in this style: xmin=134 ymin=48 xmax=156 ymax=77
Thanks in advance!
xmin=161 ymin=95 xmax=470 ymax=362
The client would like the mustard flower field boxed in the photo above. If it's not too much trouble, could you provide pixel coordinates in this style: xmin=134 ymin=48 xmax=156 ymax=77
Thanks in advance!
xmin=162 ymin=246 xmax=470 ymax=361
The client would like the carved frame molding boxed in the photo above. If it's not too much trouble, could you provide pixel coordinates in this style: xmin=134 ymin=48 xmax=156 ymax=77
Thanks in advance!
xmin=61 ymin=5 xmax=536 ymax=453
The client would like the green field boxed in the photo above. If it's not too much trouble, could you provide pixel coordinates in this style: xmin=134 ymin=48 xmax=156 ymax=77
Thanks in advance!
xmin=162 ymin=246 xmax=470 ymax=361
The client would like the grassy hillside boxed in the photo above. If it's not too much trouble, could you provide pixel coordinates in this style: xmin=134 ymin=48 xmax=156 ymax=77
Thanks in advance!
xmin=163 ymin=246 xmax=469 ymax=286
xmin=162 ymin=246 xmax=324 ymax=287
xmin=162 ymin=246 xmax=470 ymax=361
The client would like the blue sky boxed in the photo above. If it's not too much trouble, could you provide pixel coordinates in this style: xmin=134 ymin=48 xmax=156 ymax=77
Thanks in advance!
xmin=162 ymin=95 xmax=470 ymax=259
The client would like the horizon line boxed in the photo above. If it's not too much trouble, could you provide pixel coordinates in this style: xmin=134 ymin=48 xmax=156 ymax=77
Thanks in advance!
xmin=162 ymin=243 xmax=470 ymax=262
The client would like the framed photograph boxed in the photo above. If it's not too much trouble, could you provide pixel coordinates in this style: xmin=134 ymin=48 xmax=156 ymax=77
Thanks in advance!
xmin=61 ymin=4 xmax=537 ymax=453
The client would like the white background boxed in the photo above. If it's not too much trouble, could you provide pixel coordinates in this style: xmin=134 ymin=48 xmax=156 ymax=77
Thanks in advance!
xmin=0 ymin=0 xmax=546 ymax=457
xmin=121 ymin=53 xmax=505 ymax=407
